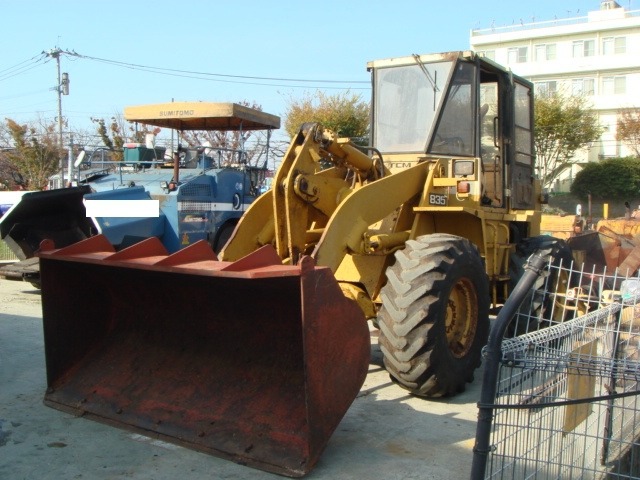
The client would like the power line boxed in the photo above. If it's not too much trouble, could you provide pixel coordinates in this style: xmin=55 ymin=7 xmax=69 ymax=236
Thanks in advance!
xmin=72 ymin=52 xmax=370 ymax=89
xmin=1 ymin=48 xmax=370 ymax=115
xmin=0 ymin=54 xmax=49 ymax=82
xmin=0 ymin=53 xmax=47 ymax=75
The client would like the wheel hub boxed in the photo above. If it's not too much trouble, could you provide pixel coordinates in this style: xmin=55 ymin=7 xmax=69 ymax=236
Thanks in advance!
xmin=445 ymin=278 xmax=478 ymax=358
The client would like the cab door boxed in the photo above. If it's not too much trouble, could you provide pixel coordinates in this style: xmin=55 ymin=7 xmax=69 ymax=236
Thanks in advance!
xmin=479 ymin=65 xmax=535 ymax=210
xmin=509 ymin=81 xmax=535 ymax=210
xmin=479 ymin=71 xmax=503 ymax=207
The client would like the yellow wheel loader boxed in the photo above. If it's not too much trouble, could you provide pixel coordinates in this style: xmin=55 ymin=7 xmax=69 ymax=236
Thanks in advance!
xmin=38 ymin=51 xmax=550 ymax=476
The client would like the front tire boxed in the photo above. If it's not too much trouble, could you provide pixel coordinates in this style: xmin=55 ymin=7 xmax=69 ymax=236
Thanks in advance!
xmin=378 ymin=234 xmax=490 ymax=397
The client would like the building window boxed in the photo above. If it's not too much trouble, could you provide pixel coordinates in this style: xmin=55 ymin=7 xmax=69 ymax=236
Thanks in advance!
xmin=535 ymin=43 xmax=556 ymax=61
xmin=535 ymin=80 xmax=557 ymax=96
xmin=508 ymin=46 xmax=528 ymax=63
xmin=602 ymin=36 xmax=626 ymax=55
xmin=573 ymin=40 xmax=595 ymax=57
xmin=584 ymin=78 xmax=595 ymax=95
xmin=477 ymin=50 xmax=495 ymax=61
xmin=572 ymin=78 xmax=595 ymax=96
xmin=602 ymin=75 xmax=626 ymax=95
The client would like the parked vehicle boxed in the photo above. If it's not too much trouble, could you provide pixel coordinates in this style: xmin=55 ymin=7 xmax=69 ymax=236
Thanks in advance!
xmin=39 ymin=51 xmax=578 ymax=476
xmin=0 ymin=102 xmax=279 ymax=285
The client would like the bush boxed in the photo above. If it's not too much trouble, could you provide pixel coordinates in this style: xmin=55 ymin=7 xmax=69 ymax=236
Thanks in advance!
xmin=284 ymin=91 xmax=369 ymax=139
xmin=570 ymin=157 xmax=640 ymax=201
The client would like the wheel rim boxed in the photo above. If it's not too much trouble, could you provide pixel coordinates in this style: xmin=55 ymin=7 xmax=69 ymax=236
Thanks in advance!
xmin=445 ymin=278 xmax=478 ymax=358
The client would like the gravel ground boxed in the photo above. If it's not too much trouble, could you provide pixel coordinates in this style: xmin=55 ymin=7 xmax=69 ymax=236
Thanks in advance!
xmin=0 ymin=279 xmax=483 ymax=480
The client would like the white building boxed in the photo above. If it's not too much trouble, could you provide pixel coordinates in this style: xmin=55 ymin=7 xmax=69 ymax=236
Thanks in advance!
xmin=470 ymin=1 xmax=640 ymax=192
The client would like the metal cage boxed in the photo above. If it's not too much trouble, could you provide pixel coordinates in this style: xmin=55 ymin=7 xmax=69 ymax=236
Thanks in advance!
xmin=473 ymin=254 xmax=640 ymax=479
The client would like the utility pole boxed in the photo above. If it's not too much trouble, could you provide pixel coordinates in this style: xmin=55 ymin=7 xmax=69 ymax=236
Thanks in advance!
xmin=46 ymin=48 xmax=70 ymax=187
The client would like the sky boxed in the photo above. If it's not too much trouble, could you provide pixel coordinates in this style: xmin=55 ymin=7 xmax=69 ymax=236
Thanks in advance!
xmin=0 ymin=0 xmax=626 ymax=146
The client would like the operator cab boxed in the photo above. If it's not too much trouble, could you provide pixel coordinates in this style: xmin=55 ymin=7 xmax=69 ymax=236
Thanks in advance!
xmin=368 ymin=51 xmax=535 ymax=211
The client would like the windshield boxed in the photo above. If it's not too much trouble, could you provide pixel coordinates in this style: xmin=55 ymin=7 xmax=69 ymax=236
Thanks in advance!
xmin=373 ymin=61 xmax=454 ymax=153
xmin=428 ymin=61 xmax=476 ymax=157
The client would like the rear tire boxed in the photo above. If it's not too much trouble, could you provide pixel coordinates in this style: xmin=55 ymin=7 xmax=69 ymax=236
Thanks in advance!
xmin=378 ymin=234 xmax=490 ymax=397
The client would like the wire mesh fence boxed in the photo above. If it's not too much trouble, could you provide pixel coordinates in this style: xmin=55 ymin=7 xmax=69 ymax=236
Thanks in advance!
xmin=473 ymin=253 xmax=640 ymax=479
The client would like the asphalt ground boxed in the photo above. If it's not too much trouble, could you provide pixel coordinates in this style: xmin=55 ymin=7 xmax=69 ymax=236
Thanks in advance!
xmin=0 ymin=279 xmax=483 ymax=480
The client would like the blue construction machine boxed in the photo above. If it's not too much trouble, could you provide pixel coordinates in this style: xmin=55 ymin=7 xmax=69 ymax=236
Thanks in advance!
xmin=0 ymin=102 xmax=280 ymax=285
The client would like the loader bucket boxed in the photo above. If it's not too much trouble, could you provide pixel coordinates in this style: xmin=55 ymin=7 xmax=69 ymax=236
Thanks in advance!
xmin=38 ymin=235 xmax=370 ymax=477
xmin=567 ymin=229 xmax=637 ymax=274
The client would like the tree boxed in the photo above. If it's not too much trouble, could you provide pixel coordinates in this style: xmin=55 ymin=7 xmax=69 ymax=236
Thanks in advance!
xmin=284 ymin=91 xmax=369 ymax=140
xmin=0 ymin=118 xmax=64 ymax=190
xmin=617 ymin=107 xmax=640 ymax=157
xmin=91 ymin=114 xmax=156 ymax=162
xmin=534 ymin=92 xmax=602 ymax=190
xmin=570 ymin=157 xmax=640 ymax=201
